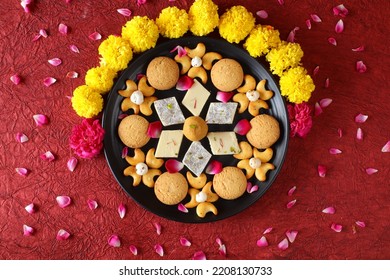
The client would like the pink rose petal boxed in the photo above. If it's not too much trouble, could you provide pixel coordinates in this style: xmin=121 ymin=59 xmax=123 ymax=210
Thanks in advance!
xmin=285 ymin=230 xmax=298 ymax=243
xmin=355 ymin=113 xmax=368 ymax=123
xmin=33 ymin=114 xmax=49 ymax=126
xmin=256 ymin=10 xmax=268 ymax=19
xmin=56 ymin=229 xmax=71 ymax=240
xmin=21 ymin=0 xmax=33 ymax=13
xmin=338 ymin=128 xmax=343 ymax=138
xmin=23 ymin=225 xmax=34 ymax=236
xmin=356 ymin=61 xmax=367 ymax=73
xmin=288 ymin=186 xmax=296 ymax=196
xmin=306 ymin=19 xmax=312 ymax=30
xmin=153 ymin=222 xmax=162 ymax=235
xmin=178 ymin=203 xmax=189 ymax=213
xmin=176 ymin=75 xmax=194 ymax=91
xmin=89 ymin=32 xmax=102 ymax=41
xmin=328 ymin=37 xmax=337 ymax=46
xmin=39 ymin=29 xmax=48 ymax=38
xmin=129 ymin=245 xmax=138 ymax=255
xmin=218 ymin=244 xmax=227 ymax=256
xmin=286 ymin=199 xmax=297 ymax=209
xmin=365 ymin=168 xmax=378 ymax=175
xmin=287 ymin=26 xmax=299 ymax=43
xmin=170 ymin=45 xmax=187 ymax=57
xmin=325 ymin=77 xmax=330 ymax=88
xmin=154 ymin=244 xmax=164 ymax=257
xmin=87 ymin=199 xmax=98 ymax=210
xmin=246 ymin=182 xmax=259 ymax=194
xmin=58 ymin=23 xmax=68 ymax=35
xmin=381 ymin=141 xmax=390 ymax=153
xmin=40 ymin=151 xmax=55 ymax=162
xmin=277 ymin=0 xmax=284 ymax=5
xmin=25 ymin=203 xmax=36 ymax=214
xmin=67 ymin=157 xmax=78 ymax=172
xmin=56 ymin=196 xmax=71 ymax=208
xmin=256 ymin=236 xmax=268 ymax=247
xmin=335 ymin=19 xmax=344 ymax=33
xmin=108 ymin=234 xmax=121 ymax=247
xmin=48 ymin=58 xmax=62 ymax=66
xmin=216 ymin=91 xmax=234 ymax=103
xmin=310 ymin=14 xmax=322 ymax=23
xmin=352 ymin=46 xmax=365 ymax=52
xmin=314 ymin=102 xmax=323 ymax=116
xmin=278 ymin=238 xmax=289 ymax=250
xmin=117 ymin=8 xmax=132 ymax=17
xmin=205 ymin=160 xmax=223 ymax=175
xmin=215 ymin=237 xmax=223 ymax=247
xmin=355 ymin=221 xmax=366 ymax=228
xmin=10 ymin=74 xmax=22 ymax=85
xmin=118 ymin=113 xmax=128 ymax=120
xmin=313 ymin=65 xmax=320 ymax=76
xmin=32 ymin=34 xmax=41 ymax=42
xmin=16 ymin=132 xmax=29 ymax=143
xmin=318 ymin=164 xmax=327 ymax=177
xmin=180 ymin=237 xmax=192 ymax=247
xmin=192 ymin=251 xmax=206 ymax=260
xmin=43 ymin=77 xmax=57 ymax=87
xmin=118 ymin=203 xmax=126 ymax=219
xmin=322 ymin=206 xmax=335 ymax=214
xmin=137 ymin=0 xmax=146 ymax=6
xmin=234 ymin=119 xmax=251 ymax=135
xmin=329 ymin=148 xmax=342 ymax=155
xmin=165 ymin=159 xmax=184 ymax=173
xmin=121 ymin=147 xmax=128 ymax=159
xmin=69 ymin=44 xmax=80 ymax=53
xmin=331 ymin=223 xmax=342 ymax=233
xmin=16 ymin=167 xmax=29 ymax=177
xmin=263 ymin=227 xmax=273 ymax=234
xmin=319 ymin=98 xmax=332 ymax=108
xmin=333 ymin=4 xmax=349 ymax=17
xmin=66 ymin=71 xmax=79 ymax=78
xmin=356 ymin=128 xmax=363 ymax=140
xmin=147 ymin=121 xmax=162 ymax=138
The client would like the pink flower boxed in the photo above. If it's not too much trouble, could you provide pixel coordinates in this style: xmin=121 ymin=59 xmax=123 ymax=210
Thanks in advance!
xmin=69 ymin=118 xmax=105 ymax=159
xmin=287 ymin=102 xmax=313 ymax=138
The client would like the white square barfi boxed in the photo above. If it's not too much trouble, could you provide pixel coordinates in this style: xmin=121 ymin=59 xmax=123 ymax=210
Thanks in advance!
xmin=155 ymin=130 xmax=183 ymax=158
xmin=183 ymin=141 xmax=212 ymax=177
xmin=154 ymin=97 xmax=185 ymax=126
xmin=205 ymin=102 xmax=238 ymax=124
xmin=207 ymin=132 xmax=240 ymax=155
xmin=182 ymin=79 xmax=210 ymax=116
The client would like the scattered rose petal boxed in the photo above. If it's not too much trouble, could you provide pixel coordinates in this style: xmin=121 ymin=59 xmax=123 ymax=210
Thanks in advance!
xmin=178 ymin=203 xmax=188 ymax=213
xmin=117 ymin=8 xmax=132 ymax=17
xmin=118 ymin=203 xmax=126 ymax=219
xmin=21 ymin=0 xmax=32 ymax=13
xmin=32 ymin=34 xmax=42 ymax=42
xmin=33 ymin=114 xmax=49 ymax=127
xmin=66 ymin=71 xmax=79 ymax=78
xmin=335 ymin=19 xmax=344 ymax=33
xmin=16 ymin=132 xmax=29 ymax=143
xmin=23 ymin=225 xmax=34 ymax=236
xmin=180 ymin=237 xmax=192 ymax=247
xmin=329 ymin=148 xmax=342 ymax=155
xmin=256 ymin=236 xmax=268 ymax=247
xmin=333 ymin=4 xmax=349 ymax=17
xmin=381 ymin=141 xmax=390 ymax=153
xmin=57 ymin=229 xmax=71 ymax=240
xmin=192 ymin=251 xmax=206 ymax=260
xmin=118 ymin=113 xmax=127 ymax=120
xmin=10 ymin=74 xmax=21 ymax=85
xmin=205 ymin=160 xmax=223 ymax=175
xmin=170 ymin=45 xmax=187 ymax=57
xmin=338 ymin=128 xmax=343 ymax=138
xmin=288 ymin=186 xmax=296 ymax=196
xmin=278 ymin=238 xmax=289 ymax=250
xmin=40 ymin=151 xmax=55 ymax=162
xmin=219 ymin=244 xmax=227 ymax=256
xmin=215 ymin=237 xmax=223 ymax=247
xmin=287 ymin=26 xmax=299 ymax=42
xmin=87 ymin=199 xmax=98 ymax=210
xmin=356 ymin=61 xmax=367 ymax=73
xmin=154 ymin=244 xmax=164 ymax=257
xmin=165 ymin=159 xmax=184 ymax=173
xmin=216 ymin=91 xmax=234 ymax=103
xmin=313 ymin=65 xmax=320 ymax=76
xmin=325 ymin=77 xmax=330 ymax=88
xmin=153 ymin=222 xmax=162 ymax=235
xmin=328 ymin=37 xmax=337 ymax=46
xmin=25 ymin=203 xmax=36 ymax=214
xmin=56 ymin=196 xmax=71 ymax=208
xmin=285 ymin=230 xmax=298 ymax=243
xmin=89 ymin=32 xmax=102 ymax=41
xmin=356 ymin=128 xmax=363 ymax=140
xmin=246 ymin=182 xmax=259 ymax=194
xmin=314 ymin=102 xmax=323 ymax=116
xmin=39 ymin=29 xmax=48 ymax=38
xmin=43 ymin=77 xmax=57 ymax=87
xmin=331 ymin=223 xmax=342 ymax=233
xmin=136 ymin=73 xmax=145 ymax=81
xmin=355 ymin=221 xmax=366 ymax=228
xmin=16 ymin=167 xmax=29 ymax=177
xmin=147 ymin=121 xmax=162 ymax=138
xmin=58 ymin=23 xmax=68 ymax=35
xmin=277 ymin=0 xmax=284 ymax=5
xmin=256 ymin=10 xmax=268 ymax=19
xmin=48 ymin=58 xmax=62 ymax=66
xmin=319 ymin=98 xmax=332 ymax=108
xmin=322 ymin=206 xmax=335 ymax=214
xmin=306 ymin=19 xmax=312 ymax=30
xmin=137 ymin=0 xmax=146 ymax=6
xmin=365 ymin=168 xmax=378 ymax=175
xmin=355 ymin=113 xmax=368 ymax=123
xmin=176 ymin=75 xmax=194 ymax=91
xmin=352 ymin=46 xmax=365 ymax=52
xmin=121 ymin=147 xmax=128 ymax=159
xmin=318 ymin=164 xmax=327 ymax=177
xmin=287 ymin=199 xmax=297 ymax=209
xmin=234 ymin=119 xmax=251 ymax=135
xmin=67 ymin=157 xmax=78 ymax=172
xmin=108 ymin=234 xmax=121 ymax=247
xmin=69 ymin=45 xmax=80 ymax=53
xmin=310 ymin=14 xmax=322 ymax=23
xmin=129 ymin=245 xmax=138 ymax=255
xmin=263 ymin=227 xmax=273 ymax=234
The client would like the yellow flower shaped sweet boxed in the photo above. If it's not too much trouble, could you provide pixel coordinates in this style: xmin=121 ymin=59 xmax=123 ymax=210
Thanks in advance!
xmin=156 ymin=7 xmax=189 ymax=39
xmin=279 ymin=66 xmax=315 ymax=104
xmin=219 ymin=5 xmax=255 ymax=44
xmin=121 ymin=16 xmax=159 ymax=53
xmin=188 ymin=0 xmax=219 ymax=36
xmin=244 ymin=25 xmax=281 ymax=57
xmin=71 ymin=85 xmax=103 ymax=118
xmin=85 ymin=66 xmax=117 ymax=93
xmin=265 ymin=41 xmax=304 ymax=76
xmin=98 ymin=35 xmax=133 ymax=72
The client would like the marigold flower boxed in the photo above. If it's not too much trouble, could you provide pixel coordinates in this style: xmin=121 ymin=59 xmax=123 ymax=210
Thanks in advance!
xmin=188 ymin=0 xmax=219 ymax=36
xmin=280 ymin=66 xmax=315 ymax=104
xmin=85 ymin=66 xmax=117 ymax=93
xmin=244 ymin=25 xmax=281 ymax=57
xmin=287 ymin=102 xmax=313 ymax=137
xmin=98 ymin=35 xmax=133 ymax=72
xmin=156 ymin=7 xmax=189 ymax=39
xmin=121 ymin=16 xmax=159 ymax=53
xmin=218 ymin=5 xmax=255 ymax=44
xmin=266 ymin=41 xmax=304 ymax=76
xmin=71 ymin=85 xmax=103 ymax=118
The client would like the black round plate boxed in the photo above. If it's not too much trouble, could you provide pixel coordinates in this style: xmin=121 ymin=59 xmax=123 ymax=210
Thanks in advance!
xmin=102 ymin=36 xmax=289 ymax=223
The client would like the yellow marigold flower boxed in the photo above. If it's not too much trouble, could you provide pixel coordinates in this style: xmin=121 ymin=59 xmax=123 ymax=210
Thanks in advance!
xmin=98 ymin=35 xmax=133 ymax=72
xmin=156 ymin=7 xmax=189 ymax=39
xmin=188 ymin=0 xmax=219 ymax=36
xmin=85 ymin=66 xmax=117 ymax=93
xmin=219 ymin=5 xmax=255 ymax=44
xmin=244 ymin=25 xmax=281 ymax=57
xmin=121 ymin=16 xmax=159 ymax=53
xmin=266 ymin=41 xmax=304 ymax=76
xmin=279 ymin=66 xmax=315 ymax=104
xmin=71 ymin=85 xmax=104 ymax=118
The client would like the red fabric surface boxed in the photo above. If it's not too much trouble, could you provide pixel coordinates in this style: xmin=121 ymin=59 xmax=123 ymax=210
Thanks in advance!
xmin=0 ymin=0 xmax=389 ymax=260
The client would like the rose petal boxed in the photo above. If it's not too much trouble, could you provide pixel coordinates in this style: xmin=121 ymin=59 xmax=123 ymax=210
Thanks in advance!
xmin=205 ymin=160 xmax=223 ymax=175
xmin=215 ymin=237 xmax=223 ymax=247
xmin=56 ymin=229 xmax=71 ymax=240
xmin=67 ymin=157 xmax=78 ymax=172
xmin=108 ymin=234 xmax=121 ymax=247
xmin=355 ymin=113 xmax=368 ymax=123
xmin=15 ymin=167 xmax=29 ymax=177
xmin=322 ymin=206 xmax=335 ymax=214
xmin=16 ymin=132 xmax=29 ymax=143
xmin=153 ymin=222 xmax=162 ymax=235
xmin=89 ymin=32 xmax=102 ymax=41
xmin=314 ymin=102 xmax=323 ymax=116
xmin=117 ymin=8 xmax=132 ymax=17
xmin=263 ymin=227 xmax=273 ymax=234
xmin=285 ymin=230 xmax=298 ymax=243
xmin=287 ymin=27 xmax=299 ymax=43
xmin=329 ymin=148 xmax=342 ymax=155
xmin=48 ymin=58 xmax=62 ymax=66
xmin=256 ymin=236 xmax=268 ymax=247
xmin=56 ymin=196 xmax=71 ymax=208
xmin=288 ymin=186 xmax=296 ymax=196
xmin=331 ymin=223 xmax=342 ymax=232
xmin=318 ymin=164 xmax=327 ymax=177
xmin=278 ymin=238 xmax=289 ymax=250
xmin=356 ymin=61 xmax=367 ymax=73
xmin=216 ymin=91 xmax=234 ymax=103
xmin=313 ymin=65 xmax=320 ymax=76
xmin=32 ymin=34 xmax=42 ymax=42
xmin=69 ymin=44 xmax=80 ymax=53
xmin=176 ymin=75 xmax=194 ymax=91
xmin=154 ymin=244 xmax=164 ymax=257
xmin=180 ymin=237 xmax=192 ymax=247
xmin=310 ymin=14 xmax=322 ymax=23
xmin=381 ymin=141 xmax=390 ymax=153
xmin=66 ymin=71 xmax=79 ymax=78
xmin=355 ymin=221 xmax=366 ymax=228
xmin=129 ymin=245 xmax=138 ymax=255
xmin=40 ymin=151 xmax=55 ymax=162
xmin=165 ymin=159 xmax=184 ymax=173
xmin=365 ymin=168 xmax=378 ymax=175
xmin=234 ymin=119 xmax=251 ymax=135
xmin=219 ymin=244 xmax=227 ymax=256
xmin=246 ymin=182 xmax=259 ymax=194
xmin=287 ymin=199 xmax=297 ymax=209
xmin=118 ymin=203 xmax=126 ymax=219
xmin=335 ymin=19 xmax=344 ymax=33
xmin=170 ymin=45 xmax=187 ymax=57
xmin=87 ymin=199 xmax=98 ymax=210
xmin=33 ymin=114 xmax=49 ymax=126
xmin=118 ymin=113 xmax=128 ymax=120
xmin=121 ymin=147 xmax=128 ymax=159
xmin=147 ymin=121 xmax=162 ymax=138
xmin=10 ymin=74 xmax=22 ymax=85
xmin=356 ymin=128 xmax=363 ymax=141
xmin=319 ymin=98 xmax=332 ymax=108
xmin=325 ymin=77 xmax=330 ymax=88
xmin=23 ymin=225 xmax=34 ymax=236
xmin=43 ymin=77 xmax=57 ymax=87
xmin=192 ymin=251 xmax=206 ymax=260
xmin=58 ymin=23 xmax=68 ymax=35
xmin=21 ymin=0 xmax=32 ymax=13
xmin=137 ymin=0 xmax=146 ymax=6
xmin=338 ymin=128 xmax=343 ymax=138
xmin=178 ymin=203 xmax=189 ymax=213
xmin=25 ymin=203 xmax=36 ymax=214
xmin=256 ymin=10 xmax=268 ymax=19
xmin=306 ymin=19 xmax=312 ymax=30
xmin=333 ymin=4 xmax=349 ymax=17
xmin=277 ymin=0 xmax=284 ymax=5
xmin=39 ymin=29 xmax=48 ymax=38
xmin=352 ymin=46 xmax=365 ymax=52
xmin=328 ymin=37 xmax=337 ymax=46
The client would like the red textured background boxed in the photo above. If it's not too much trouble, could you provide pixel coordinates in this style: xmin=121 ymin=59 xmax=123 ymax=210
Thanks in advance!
xmin=0 ymin=0 xmax=389 ymax=260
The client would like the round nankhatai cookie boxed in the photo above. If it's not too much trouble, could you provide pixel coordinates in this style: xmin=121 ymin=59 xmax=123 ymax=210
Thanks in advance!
xmin=154 ymin=172 xmax=188 ymax=205
xmin=183 ymin=116 xmax=208 ymax=141
xmin=146 ymin=56 xmax=180 ymax=90
xmin=213 ymin=167 xmax=247 ymax=200
xmin=210 ymin=58 xmax=244 ymax=92
xmin=246 ymin=114 xmax=280 ymax=149
xmin=118 ymin=115 xmax=150 ymax=148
